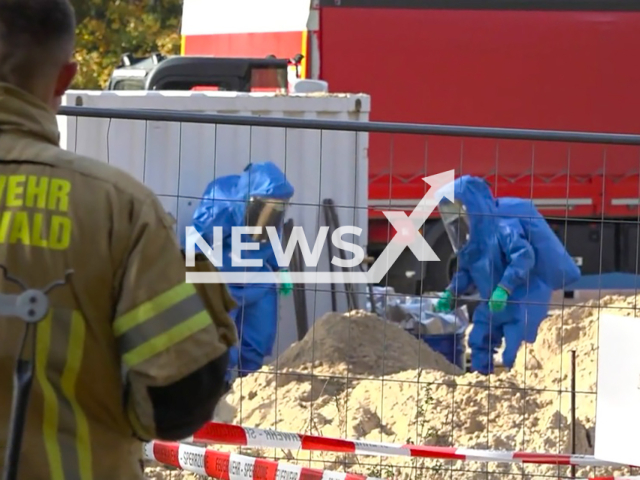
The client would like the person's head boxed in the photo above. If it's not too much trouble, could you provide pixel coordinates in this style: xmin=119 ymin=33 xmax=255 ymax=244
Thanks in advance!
xmin=0 ymin=0 xmax=78 ymax=111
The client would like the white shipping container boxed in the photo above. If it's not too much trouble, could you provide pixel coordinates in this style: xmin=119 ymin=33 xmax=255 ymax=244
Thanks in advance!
xmin=56 ymin=90 xmax=371 ymax=358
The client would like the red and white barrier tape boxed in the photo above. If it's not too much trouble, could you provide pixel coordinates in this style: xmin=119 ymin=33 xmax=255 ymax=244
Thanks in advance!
xmin=185 ymin=422 xmax=630 ymax=468
xmin=144 ymin=441 xmax=640 ymax=480
xmin=144 ymin=441 xmax=382 ymax=480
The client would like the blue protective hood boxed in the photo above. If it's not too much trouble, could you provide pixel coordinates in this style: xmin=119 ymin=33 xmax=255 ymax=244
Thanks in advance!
xmin=443 ymin=176 xmax=497 ymax=251
xmin=439 ymin=175 xmax=581 ymax=292
xmin=235 ymin=161 xmax=295 ymax=200
xmin=192 ymin=161 xmax=295 ymax=234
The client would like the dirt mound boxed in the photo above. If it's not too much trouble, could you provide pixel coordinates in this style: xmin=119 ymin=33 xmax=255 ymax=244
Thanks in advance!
xmin=144 ymin=466 xmax=199 ymax=479
xmin=272 ymin=311 xmax=462 ymax=377
xmin=512 ymin=294 xmax=640 ymax=392
xmin=146 ymin=295 xmax=640 ymax=480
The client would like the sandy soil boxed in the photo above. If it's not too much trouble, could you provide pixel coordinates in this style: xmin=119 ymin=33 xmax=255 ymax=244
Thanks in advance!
xmin=146 ymin=296 xmax=640 ymax=480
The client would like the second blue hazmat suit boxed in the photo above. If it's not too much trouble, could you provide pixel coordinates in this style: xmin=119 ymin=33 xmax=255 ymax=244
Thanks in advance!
xmin=189 ymin=161 xmax=295 ymax=383
xmin=434 ymin=176 xmax=580 ymax=374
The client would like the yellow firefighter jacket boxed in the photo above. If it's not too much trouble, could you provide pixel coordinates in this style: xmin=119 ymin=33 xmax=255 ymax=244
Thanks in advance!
xmin=0 ymin=83 xmax=238 ymax=480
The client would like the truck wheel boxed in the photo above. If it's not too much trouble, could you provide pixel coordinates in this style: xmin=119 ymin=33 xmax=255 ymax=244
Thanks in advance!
xmin=418 ymin=230 xmax=456 ymax=293
xmin=381 ymin=247 xmax=425 ymax=295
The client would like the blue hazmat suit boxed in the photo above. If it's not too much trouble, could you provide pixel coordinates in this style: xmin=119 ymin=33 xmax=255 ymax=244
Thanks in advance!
xmin=189 ymin=161 xmax=295 ymax=381
xmin=438 ymin=176 xmax=580 ymax=374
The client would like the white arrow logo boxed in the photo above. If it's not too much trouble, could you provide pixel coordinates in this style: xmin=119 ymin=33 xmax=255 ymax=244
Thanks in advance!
xmin=366 ymin=170 xmax=456 ymax=284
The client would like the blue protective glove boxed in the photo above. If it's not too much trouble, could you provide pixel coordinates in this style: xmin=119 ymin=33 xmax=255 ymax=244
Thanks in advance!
xmin=278 ymin=268 xmax=293 ymax=296
xmin=434 ymin=290 xmax=453 ymax=313
xmin=489 ymin=286 xmax=509 ymax=313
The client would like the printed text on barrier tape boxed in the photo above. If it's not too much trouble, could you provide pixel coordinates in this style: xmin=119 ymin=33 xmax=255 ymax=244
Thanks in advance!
xmin=189 ymin=422 xmax=629 ymax=467
xmin=144 ymin=441 xmax=383 ymax=480
xmin=144 ymin=441 xmax=640 ymax=480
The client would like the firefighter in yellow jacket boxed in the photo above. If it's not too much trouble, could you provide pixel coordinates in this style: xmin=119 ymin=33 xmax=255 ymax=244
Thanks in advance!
xmin=0 ymin=0 xmax=238 ymax=479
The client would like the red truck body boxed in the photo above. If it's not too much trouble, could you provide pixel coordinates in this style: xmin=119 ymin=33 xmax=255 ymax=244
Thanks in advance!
xmin=181 ymin=0 xmax=640 ymax=292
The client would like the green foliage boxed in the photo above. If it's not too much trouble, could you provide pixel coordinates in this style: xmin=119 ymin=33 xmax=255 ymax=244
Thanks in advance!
xmin=70 ymin=0 xmax=183 ymax=89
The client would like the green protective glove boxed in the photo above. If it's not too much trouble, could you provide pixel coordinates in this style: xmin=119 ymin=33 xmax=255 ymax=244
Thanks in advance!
xmin=489 ymin=286 xmax=509 ymax=313
xmin=434 ymin=290 xmax=454 ymax=313
xmin=278 ymin=268 xmax=293 ymax=296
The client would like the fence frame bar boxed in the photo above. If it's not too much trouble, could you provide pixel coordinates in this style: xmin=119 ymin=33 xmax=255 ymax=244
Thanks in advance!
xmin=58 ymin=106 xmax=640 ymax=145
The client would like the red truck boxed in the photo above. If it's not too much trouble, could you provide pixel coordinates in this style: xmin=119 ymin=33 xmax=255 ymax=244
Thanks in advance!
xmin=180 ymin=0 xmax=640 ymax=294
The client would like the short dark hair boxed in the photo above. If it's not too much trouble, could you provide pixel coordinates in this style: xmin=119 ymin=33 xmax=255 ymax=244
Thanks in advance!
xmin=0 ymin=0 xmax=76 ymax=88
